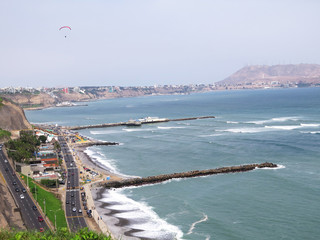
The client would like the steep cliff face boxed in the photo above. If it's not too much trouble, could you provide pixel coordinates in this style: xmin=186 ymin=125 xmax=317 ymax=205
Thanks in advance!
xmin=219 ymin=64 xmax=320 ymax=85
xmin=0 ymin=99 xmax=32 ymax=131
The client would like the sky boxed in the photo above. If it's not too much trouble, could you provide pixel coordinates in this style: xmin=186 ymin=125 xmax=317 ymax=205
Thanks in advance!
xmin=1 ymin=0 xmax=320 ymax=88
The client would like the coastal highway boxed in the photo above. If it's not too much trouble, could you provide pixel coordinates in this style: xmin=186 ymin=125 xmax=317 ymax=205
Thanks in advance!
xmin=58 ymin=137 xmax=87 ymax=231
xmin=0 ymin=145 xmax=50 ymax=231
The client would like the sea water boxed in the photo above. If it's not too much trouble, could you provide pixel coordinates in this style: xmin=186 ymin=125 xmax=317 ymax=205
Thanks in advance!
xmin=26 ymin=88 xmax=320 ymax=240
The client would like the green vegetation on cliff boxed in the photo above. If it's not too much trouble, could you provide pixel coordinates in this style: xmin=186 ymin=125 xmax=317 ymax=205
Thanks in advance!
xmin=0 ymin=227 xmax=112 ymax=240
xmin=0 ymin=128 xmax=11 ymax=141
xmin=5 ymin=131 xmax=40 ymax=163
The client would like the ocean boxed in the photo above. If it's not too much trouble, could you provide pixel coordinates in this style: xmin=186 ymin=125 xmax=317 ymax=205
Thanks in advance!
xmin=26 ymin=88 xmax=320 ymax=240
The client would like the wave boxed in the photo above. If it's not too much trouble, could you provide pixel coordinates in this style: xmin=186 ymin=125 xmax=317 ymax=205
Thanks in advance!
xmin=226 ymin=121 xmax=239 ymax=124
xmin=122 ymin=128 xmax=154 ymax=132
xmin=300 ymin=123 xmax=320 ymax=127
xmin=84 ymin=148 xmax=119 ymax=174
xmin=157 ymin=126 xmax=186 ymax=130
xmin=264 ymin=125 xmax=303 ymax=130
xmin=300 ymin=131 xmax=320 ymax=134
xmin=90 ymin=129 xmax=124 ymax=135
xmin=187 ymin=213 xmax=209 ymax=235
xmin=247 ymin=116 xmax=301 ymax=125
xmin=216 ymin=127 xmax=268 ymax=133
xmin=218 ymin=124 xmax=316 ymax=133
xmin=99 ymin=189 xmax=184 ymax=240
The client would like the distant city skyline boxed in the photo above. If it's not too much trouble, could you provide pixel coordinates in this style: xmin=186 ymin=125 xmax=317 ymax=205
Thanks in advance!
xmin=1 ymin=0 xmax=320 ymax=88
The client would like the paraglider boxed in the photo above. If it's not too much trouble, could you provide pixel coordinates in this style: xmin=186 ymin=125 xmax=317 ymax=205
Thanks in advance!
xmin=59 ymin=26 xmax=71 ymax=38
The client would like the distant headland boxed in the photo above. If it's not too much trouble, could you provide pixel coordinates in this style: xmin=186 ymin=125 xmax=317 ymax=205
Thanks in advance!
xmin=1 ymin=64 xmax=320 ymax=110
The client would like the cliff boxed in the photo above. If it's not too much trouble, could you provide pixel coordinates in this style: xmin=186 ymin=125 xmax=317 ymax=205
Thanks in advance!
xmin=0 ymin=98 xmax=32 ymax=131
xmin=218 ymin=64 xmax=320 ymax=86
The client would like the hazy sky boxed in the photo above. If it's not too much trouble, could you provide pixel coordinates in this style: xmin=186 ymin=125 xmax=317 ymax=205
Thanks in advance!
xmin=1 ymin=0 xmax=320 ymax=88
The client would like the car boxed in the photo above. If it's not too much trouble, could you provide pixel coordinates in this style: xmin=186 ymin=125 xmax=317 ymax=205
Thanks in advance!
xmin=38 ymin=216 xmax=44 ymax=222
xmin=5 ymin=168 xmax=8 ymax=172
xmin=72 ymin=207 xmax=76 ymax=212
xmin=15 ymin=188 xmax=19 ymax=192
xmin=20 ymin=194 xmax=25 ymax=199
xmin=78 ymin=209 xmax=82 ymax=213
xmin=22 ymin=188 xmax=26 ymax=193
xmin=71 ymin=193 xmax=74 ymax=197
xmin=4 ymin=159 xmax=8 ymax=163
xmin=72 ymin=173 xmax=74 ymax=176
xmin=66 ymin=200 xmax=69 ymax=204
xmin=84 ymin=206 xmax=87 ymax=210
xmin=71 ymin=202 xmax=75 ymax=206
xmin=39 ymin=227 xmax=44 ymax=232
xmin=12 ymin=181 xmax=17 ymax=185
xmin=32 ymin=205 xmax=37 ymax=211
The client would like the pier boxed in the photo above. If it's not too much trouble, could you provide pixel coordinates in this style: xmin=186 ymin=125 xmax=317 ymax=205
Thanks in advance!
xmin=68 ymin=116 xmax=215 ymax=130
xmin=97 ymin=162 xmax=277 ymax=189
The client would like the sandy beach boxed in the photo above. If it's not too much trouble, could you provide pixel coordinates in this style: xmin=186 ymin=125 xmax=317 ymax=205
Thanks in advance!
xmin=73 ymin=144 xmax=162 ymax=240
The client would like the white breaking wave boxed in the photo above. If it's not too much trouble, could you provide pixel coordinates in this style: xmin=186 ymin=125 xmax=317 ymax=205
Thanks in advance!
xmin=90 ymin=129 xmax=124 ymax=135
xmin=217 ymin=127 xmax=268 ymax=133
xmin=226 ymin=121 xmax=239 ymax=124
xmin=122 ymin=128 xmax=154 ymax=132
xmin=219 ymin=124 xmax=316 ymax=133
xmin=300 ymin=123 xmax=320 ymax=127
xmin=84 ymin=148 xmax=119 ymax=174
xmin=187 ymin=213 xmax=209 ymax=235
xmin=247 ymin=116 xmax=301 ymax=125
xmin=300 ymin=131 xmax=320 ymax=134
xmin=264 ymin=125 xmax=303 ymax=130
xmin=99 ymin=189 xmax=184 ymax=240
xmin=157 ymin=126 xmax=186 ymax=130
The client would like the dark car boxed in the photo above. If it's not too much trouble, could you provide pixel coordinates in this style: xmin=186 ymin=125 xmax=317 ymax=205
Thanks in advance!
xmin=32 ymin=205 xmax=37 ymax=211
xmin=22 ymin=188 xmax=26 ymax=193
xmin=12 ymin=181 xmax=17 ymax=185
xmin=71 ymin=202 xmax=75 ymax=206
xmin=38 ymin=216 xmax=44 ymax=222
xmin=66 ymin=200 xmax=69 ymax=204
xmin=5 ymin=168 xmax=8 ymax=172
xmin=15 ymin=188 xmax=20 ymax=192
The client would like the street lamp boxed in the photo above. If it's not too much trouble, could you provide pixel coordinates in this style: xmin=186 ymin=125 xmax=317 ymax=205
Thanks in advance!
xmin=49 ymin=209 xmax=61 ymax=231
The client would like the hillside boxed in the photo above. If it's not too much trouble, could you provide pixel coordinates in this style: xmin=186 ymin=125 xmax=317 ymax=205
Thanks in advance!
xmin=0 ymin=98 xmax=32 ymax=131
xmin=217 ymin=64 xmax=320 ymax=87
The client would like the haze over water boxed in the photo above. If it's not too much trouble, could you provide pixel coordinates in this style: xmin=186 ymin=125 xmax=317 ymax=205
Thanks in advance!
xmin=26 ymin=88 xmax=320 ymax=239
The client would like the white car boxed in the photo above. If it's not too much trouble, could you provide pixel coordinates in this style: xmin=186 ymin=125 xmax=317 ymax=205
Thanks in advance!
xmin=20 ymin=194 xmax=25 ymax=199
xmin=72 ymin=207 xmax=76 ymax=212
xmin=78 ymin=209 xmax=82 ymax=213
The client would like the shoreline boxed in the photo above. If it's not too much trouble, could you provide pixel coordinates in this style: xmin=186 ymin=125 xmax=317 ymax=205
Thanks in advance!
xmin=73 ymin=144 xmax=177 ymax=240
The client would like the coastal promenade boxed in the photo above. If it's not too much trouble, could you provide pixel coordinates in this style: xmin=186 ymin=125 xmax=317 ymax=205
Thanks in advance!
xmin=68 ymin=116 xmax=215 ymax=130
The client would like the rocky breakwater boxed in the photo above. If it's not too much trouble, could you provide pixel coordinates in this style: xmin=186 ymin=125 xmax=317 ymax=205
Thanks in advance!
xmin=100 ymin=162 xmax=277 ymax=189
xmin=75 ymin=141 xmax=119 ymax=147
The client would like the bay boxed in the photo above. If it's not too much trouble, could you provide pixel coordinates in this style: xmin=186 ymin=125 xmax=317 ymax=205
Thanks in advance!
xmin=26 ymin=88 xmax=320 ymax=240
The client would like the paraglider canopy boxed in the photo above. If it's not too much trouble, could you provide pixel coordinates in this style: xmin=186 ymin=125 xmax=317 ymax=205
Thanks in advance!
xmin=59 ymin=26 xmax=71 ymax=30
xmin=59 ymin=26 xmax=71 ymax=38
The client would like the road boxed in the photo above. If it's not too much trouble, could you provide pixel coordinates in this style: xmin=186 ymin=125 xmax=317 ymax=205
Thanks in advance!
xmin=0 ymin=145 xmax=50 ymax=232
xmin=58 ymin=136 xmax=87 ymax=232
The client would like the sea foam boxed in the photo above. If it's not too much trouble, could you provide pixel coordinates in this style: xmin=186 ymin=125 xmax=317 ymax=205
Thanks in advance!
xmin=99 ymin=189 xmax=184 ymax=240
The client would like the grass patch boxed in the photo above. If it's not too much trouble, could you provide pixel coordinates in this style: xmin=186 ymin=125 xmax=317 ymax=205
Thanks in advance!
xmin=0 ymin=227 xmax=112 ymax=240
xmin=0 ymin=128 xmax=11 ymax=141
xmin=20 ymin=174 xmax=67 ymax=229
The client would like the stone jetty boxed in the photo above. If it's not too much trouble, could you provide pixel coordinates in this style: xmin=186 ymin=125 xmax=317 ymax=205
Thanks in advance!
xmin=99 ymin=162 xmax=277 ymax=189
xmin=68 ymin=116 xmax=215 ymax=130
